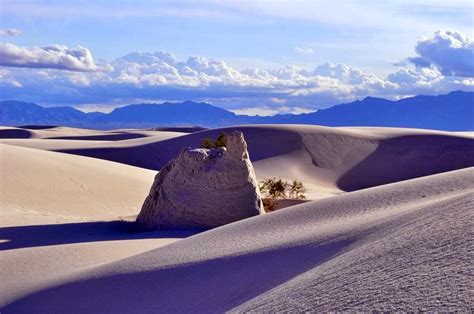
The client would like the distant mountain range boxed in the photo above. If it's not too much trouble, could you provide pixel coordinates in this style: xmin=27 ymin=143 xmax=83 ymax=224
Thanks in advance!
xmin=1 ymin=91 xmax=472 ymax=131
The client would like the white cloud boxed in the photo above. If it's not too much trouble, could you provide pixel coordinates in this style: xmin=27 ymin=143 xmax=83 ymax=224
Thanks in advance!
xmin=1 ymin=31 xmax=473 ymax=110
xmin=408 ymin=31 xmax=474 ymax=77
xmin=74 ymin=103 xmax=118 ymax=113
xmin=3 ymin=49 xmax=473 ymax=108
xmin=0 ymin=28 xmax=22 ymax=36
xmin=231 ymin=107 xmax=281 ymax=116
xmin=295 ymin=47 xmax=314 ymax=55
xmin=231 ymin=106 xmax=315 ymax=116
xmin=0 ymin=43 xmax=105 ymax=72
xmin=0 ymin=69 xmax=22 ymax=87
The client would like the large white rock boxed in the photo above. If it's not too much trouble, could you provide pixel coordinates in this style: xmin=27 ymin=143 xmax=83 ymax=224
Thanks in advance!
xmin=137 ymin=131 xmax=263 ymax=229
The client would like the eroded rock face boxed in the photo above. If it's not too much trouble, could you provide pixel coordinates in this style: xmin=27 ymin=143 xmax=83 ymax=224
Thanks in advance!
xmin=137 ymin=131 xmax=263 ymax=229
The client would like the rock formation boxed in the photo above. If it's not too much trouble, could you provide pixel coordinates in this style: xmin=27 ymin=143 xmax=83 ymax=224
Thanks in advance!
xmin=137 ymin=131 xmax=263 ymax=229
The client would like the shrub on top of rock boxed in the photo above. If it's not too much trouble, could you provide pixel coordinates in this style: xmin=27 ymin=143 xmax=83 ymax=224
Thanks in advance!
xmin=201 ymin=132 xmax=227 ymax=149
xmin=137 ymin=131 xmax=263 ymax=230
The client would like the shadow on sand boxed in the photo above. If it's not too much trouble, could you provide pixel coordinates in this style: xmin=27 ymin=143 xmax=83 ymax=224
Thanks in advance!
xmin=18 ymin=125 xmax=59 ymax=130
xmin=0 ymin=128 xmax=33 ymax=138
xmin=3 ymin=238 xmax=354 ymax=313
xmin=0 ymin=220 xmax=199 ymax=251
xmin=337 ymin=134 xmax=474 ymax=191
xmin=49 ymin=133 xmax=148 ymax=141
xmin=56 ymin=127 xmax=302 ymax=170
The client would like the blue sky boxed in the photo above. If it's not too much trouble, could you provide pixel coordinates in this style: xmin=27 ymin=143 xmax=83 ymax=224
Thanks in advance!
xmin=1 ymin=0 xmax=473 ymax=115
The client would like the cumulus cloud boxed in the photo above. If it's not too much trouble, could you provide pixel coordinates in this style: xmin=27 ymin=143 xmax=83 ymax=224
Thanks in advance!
xmin=408 ymin=31 xmax=474 ymax=77
xmin=1 ymin=37 xmax=473 ymax=111
xmin=231 ymin=105 xmax=315 ymax=116
xmin=0 ymin=28 xmax=22 ymax=36
xmin=294 ymin=47 xmax=314 ymax=55
xmin=0 ymin=69 xmax=22 ymax=87
xmin=0 ymin=43 xmax=103 ymax=72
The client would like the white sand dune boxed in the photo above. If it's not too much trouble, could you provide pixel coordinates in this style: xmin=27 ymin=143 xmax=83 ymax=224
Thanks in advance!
xmin=3 ymin=168 xmax=472 ymax=312
xmin=0 ymin=227 xmax=190 ymax=308
xmin=0 ymin=132 xmax=186 ymax=151
xmin=0 ymin=144 xmax=157 ymax=221
xmin=0 ymin=125 xmax=186 ymax=153
xmin=0 ymin=125 xmax=473 ymax=312
xmin=0 ymin=143 xmax=196 ymax=306
xmin=2 ymin=125 xmax=473 ymax=199
xmin=0 ymin=125 xmax=186 ymax=140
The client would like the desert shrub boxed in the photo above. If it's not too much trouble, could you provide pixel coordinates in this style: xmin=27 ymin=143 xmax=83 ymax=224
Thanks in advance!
xmin=259 ymin=177 xmax=275 ymax=196
xmin=260 ymin=177 xmax=289 ymax=199
xmin=215 ymin=132 xmax=227 ymax=148
xmin=201 ymin=138 xmax=214 ymax=149
xmin=290 ymin=179 xmax=306 ymax=200
xmin=259 ymin=177 xmax=306 ymax=200
xmin=270 ymin=178 xmax=288 ymax=199
xmin=201 ymin=132 xmax=227 ymax=149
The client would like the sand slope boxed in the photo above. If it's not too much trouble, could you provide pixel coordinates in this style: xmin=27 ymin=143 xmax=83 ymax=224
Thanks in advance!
xmin=3 ymin=168 xmax=472 ymax=312
xmin=0 ymin=144 xmax=157 ymax=221
xmin=0 ymin=125 xmax=186 ymax=140
xmin=2 ymin=125 xmax=473 ymax=199
xmin=1 ymin=125 xmax=473 ymax=312
xmin=0 ymin=144 xmax=195 ymax=306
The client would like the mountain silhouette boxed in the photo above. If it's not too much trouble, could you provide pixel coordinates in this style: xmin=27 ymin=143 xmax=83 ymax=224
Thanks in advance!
xmin=1 ymin=91 xmax=472 ymax=131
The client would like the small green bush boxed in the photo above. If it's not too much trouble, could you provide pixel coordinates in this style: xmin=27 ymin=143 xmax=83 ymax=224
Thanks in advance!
xmin=259 ymin=177 xmax=306 ymax=211
xmin=290 ymin=179 xmax=306 ymax=200
xmin=201 ymin=132 xmax=227 ymax=149
xmin=202 ymin=138 xmax=215 ymax=149
xmin=215 ymin=132 xmax=227 ymax=148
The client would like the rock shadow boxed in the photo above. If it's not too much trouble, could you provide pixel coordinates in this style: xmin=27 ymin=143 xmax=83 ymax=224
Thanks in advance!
xmin=0 ymin=221 xmax=198 ymax=251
